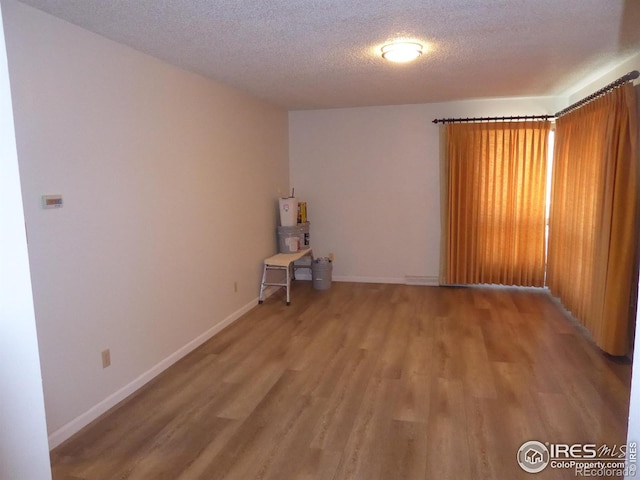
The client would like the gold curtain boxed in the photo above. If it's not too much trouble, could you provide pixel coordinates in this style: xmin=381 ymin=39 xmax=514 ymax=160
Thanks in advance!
xmin=441 ymin=121 xmax=550 ymax=286
xmin=547 ymin=84 xmax=638 ymax=356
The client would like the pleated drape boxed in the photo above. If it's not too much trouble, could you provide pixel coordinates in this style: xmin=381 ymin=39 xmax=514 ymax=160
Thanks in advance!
xmin=441 ymin=121 xmax=550 ymax=286
xmin=547 ymin=84 xmax=638 ymax=356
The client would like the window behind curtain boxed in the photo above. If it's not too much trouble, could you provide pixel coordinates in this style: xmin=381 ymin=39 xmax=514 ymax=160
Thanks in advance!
xmin=440 ymin=121 xmax=551 ymax=287
xmin=547 ymin=84 xmax=638 ymax=356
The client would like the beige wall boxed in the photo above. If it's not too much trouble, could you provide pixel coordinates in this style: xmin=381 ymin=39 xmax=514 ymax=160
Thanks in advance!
xmin=289 ymin=96 xmax=564 ymax=284
xmin=2 ymin=0 xmax=289 ymax=447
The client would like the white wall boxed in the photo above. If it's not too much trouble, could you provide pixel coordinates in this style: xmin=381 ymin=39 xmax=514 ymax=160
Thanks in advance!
xmin=567 ymin=51 xmax=640 ymax=104
xmin=625 ymin=81 xmax=640 ymax=480
xmin=2 ymin=0 xmax=289 ymax=447
xmin=0 ymin=1 xmax=52 ymax=478
xmin=628 ymin=278 xmax=640 ymax=479
xmin=289 ymin=96 xmax=564 ymax=284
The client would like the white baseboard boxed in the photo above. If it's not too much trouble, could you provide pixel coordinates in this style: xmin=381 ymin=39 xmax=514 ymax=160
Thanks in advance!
xmin=332 ymin=275 xmax=406 ymax=284
xmin=47 ymin=291 xmax=275 ymax=450
xmin=404 ymin=275 xmax=439 ymax=286
xmin=47 ymin=274 xmax=441 ymax=448
xmin=306 ymin=275 xmax=439 ymax=286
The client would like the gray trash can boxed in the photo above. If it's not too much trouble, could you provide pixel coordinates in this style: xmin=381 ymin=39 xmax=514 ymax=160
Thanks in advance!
xmin=312 ymin=257 xmax=332 ymax=290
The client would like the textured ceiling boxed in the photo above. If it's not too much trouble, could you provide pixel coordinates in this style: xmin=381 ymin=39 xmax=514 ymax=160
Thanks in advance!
xmin=15 ymin=0 xmax=640 ymax=110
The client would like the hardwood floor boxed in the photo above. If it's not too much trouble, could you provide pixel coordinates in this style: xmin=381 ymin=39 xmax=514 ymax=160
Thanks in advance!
xmin=50 ymin=282 xmax=632 ymax=480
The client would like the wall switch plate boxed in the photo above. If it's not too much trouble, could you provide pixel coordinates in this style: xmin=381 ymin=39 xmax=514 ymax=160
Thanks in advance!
xmin=42 ymin=195 xmax=63 ymax=209
xmin=101 ymin=349 xmax=111 ymax=368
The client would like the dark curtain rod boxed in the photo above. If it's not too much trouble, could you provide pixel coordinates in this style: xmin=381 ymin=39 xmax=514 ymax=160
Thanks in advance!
xmin=432 ymin=114 xmax=553 ymax=124
xmin=432 ymin=70 xmax=640 ymax=125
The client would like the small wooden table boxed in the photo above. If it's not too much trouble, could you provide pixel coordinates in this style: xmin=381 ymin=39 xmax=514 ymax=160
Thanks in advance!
xmin=258 ymin=248 xmax=313 ymax=305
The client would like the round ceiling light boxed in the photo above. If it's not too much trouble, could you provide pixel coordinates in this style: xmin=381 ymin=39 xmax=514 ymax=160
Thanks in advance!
xmin=381 ymin=42 xmax=423 ymax=63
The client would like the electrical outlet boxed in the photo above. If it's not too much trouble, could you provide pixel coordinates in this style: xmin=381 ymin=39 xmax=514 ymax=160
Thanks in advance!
xmin=234 ymin=281 xmax=238 ymax=293
xmin=101 ymin=349 xmax=111 ymax=369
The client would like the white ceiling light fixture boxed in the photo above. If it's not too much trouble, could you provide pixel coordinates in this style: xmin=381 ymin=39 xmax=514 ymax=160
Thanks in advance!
xmin=381 ymin=41 xmax=423 ymax=63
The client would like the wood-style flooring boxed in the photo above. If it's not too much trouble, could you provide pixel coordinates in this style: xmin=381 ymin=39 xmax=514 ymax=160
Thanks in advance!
xmin=50 ymin=282 xmax=632 ymax=480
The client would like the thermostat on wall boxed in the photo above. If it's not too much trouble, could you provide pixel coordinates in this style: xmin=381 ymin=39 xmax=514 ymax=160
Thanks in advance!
xmin=42 ymin=195 xmax=63 ymax=209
